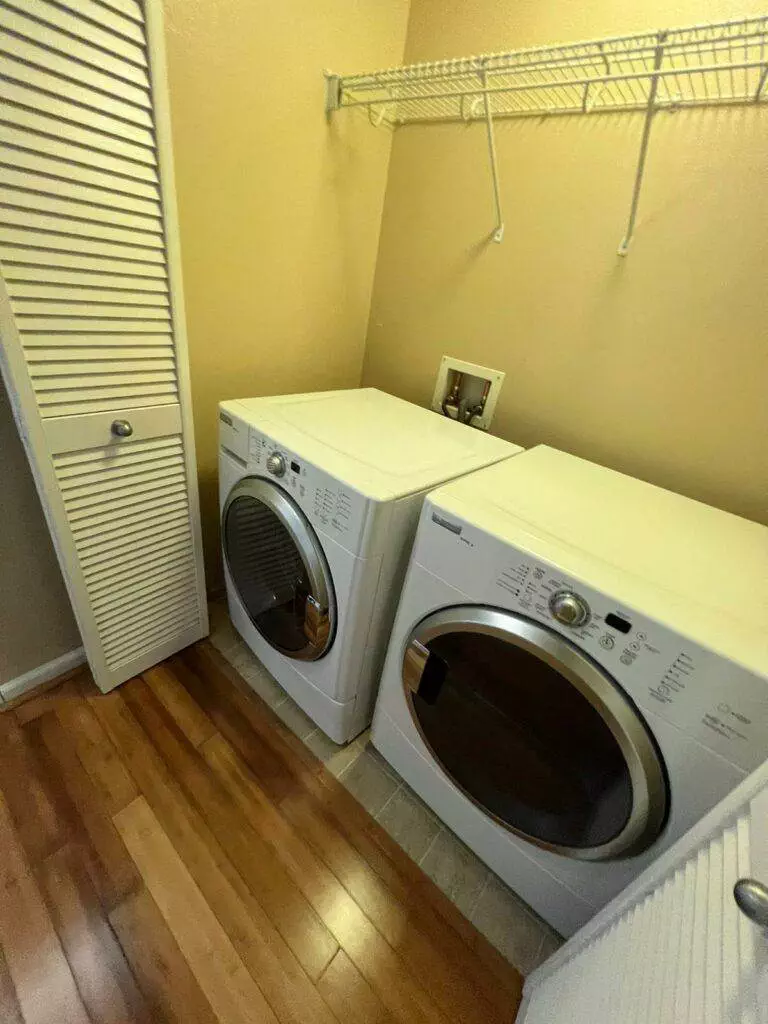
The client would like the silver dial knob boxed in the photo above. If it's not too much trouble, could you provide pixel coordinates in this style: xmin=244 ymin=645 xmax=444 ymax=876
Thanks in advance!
xmin=549 ymin=590 xmax=591 ymax=628
xmin=266 ymin=452 xmax=286 ymax=477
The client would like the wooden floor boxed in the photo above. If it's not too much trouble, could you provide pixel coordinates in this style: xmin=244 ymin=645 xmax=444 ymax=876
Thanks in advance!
xmin=0 ymin=641 xmax=523 ymax=1024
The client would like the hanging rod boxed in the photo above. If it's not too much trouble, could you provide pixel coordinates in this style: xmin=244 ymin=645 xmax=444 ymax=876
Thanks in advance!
xmin=325 ymin=15 xmax=768 ymax=248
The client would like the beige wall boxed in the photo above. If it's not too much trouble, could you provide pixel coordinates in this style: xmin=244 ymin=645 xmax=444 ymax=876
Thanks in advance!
xmin=0 ymin=377 xmax=80 ymax=687
xmin=163 ymin=0 xmax=410 ymax=582
xmin=363 ymin=0 xmax=768 ymax=525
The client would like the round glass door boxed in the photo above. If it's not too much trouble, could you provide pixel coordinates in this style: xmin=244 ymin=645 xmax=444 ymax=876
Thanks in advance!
xmin=403 ymin=606 xmax=668 ymax=861
xmin=223 ymin=478 xmax=336 ymax=660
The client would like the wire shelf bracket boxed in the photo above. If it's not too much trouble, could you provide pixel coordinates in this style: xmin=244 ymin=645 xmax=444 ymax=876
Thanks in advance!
xmin=325 ymin=15 xmax=768 ymax=252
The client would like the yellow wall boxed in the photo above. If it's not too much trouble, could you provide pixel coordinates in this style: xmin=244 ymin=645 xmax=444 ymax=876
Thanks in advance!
xmin=162 ymin=0 xmax=410 ymax=580
xmin=0 ymin=378 xmax=80 ymax=686
xmin=363 ymin=0 xmax=768 ymax=525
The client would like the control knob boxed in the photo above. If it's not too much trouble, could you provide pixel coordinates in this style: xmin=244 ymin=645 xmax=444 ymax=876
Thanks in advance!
xmin=266 ymin=452 xmax=286 ymax=477
xmin=549 ymin=590 xmax=591 ymax=628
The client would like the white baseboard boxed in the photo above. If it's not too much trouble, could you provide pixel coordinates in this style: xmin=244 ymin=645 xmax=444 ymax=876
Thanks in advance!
xmin=0 ymin=647 xmax=86 ymax=704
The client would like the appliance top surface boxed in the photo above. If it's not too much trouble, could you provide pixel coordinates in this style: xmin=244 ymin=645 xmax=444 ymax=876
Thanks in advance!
xmin=221 ymin=389 xmax=522 ymax=499
xmin=429 ymin=445 xmax=768 ymax=676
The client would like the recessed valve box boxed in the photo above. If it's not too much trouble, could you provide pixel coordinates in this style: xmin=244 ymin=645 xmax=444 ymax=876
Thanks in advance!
xmin=431 ymin=356 xmax=505 ymax=431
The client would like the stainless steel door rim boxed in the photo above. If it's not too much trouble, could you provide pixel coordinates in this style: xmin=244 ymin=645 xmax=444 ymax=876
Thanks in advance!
xmin=403 ymin=605 xmax=668 ymax=861
xmin=223 ymin=476 xmax=336 ymax=660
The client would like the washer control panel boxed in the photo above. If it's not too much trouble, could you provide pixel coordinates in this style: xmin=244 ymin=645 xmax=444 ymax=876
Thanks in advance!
xmin=419 ymin=505 xmax=768 ymax=773
xmin=247 ymin=427 xmax=366 ymax=548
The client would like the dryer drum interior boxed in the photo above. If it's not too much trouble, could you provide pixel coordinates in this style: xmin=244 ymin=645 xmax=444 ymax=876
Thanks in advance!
xmin=403 ymin=606 xmax=669 ymax=861
xmin=223 ymin=477 xmax=336 ymax=661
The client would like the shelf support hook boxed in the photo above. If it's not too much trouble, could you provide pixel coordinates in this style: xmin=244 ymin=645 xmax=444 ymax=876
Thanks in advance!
xmin=755 ymin=63 xmax=768 ymax=101
xmin=480 ymin=66 xmax=505 ymax=243
xmin=618 ymin=31 xmax=667 ymax=256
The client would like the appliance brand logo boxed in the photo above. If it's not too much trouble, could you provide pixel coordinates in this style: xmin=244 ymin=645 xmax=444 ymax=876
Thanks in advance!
xmin=431 ymin=512 xmax=462 ymax=536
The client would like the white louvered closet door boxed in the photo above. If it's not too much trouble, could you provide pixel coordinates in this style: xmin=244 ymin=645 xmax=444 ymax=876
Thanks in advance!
xmin=0 ymin=0 xmax=208 ymax=691
xmin=520 ymin=770 xmax=768 ymax=1024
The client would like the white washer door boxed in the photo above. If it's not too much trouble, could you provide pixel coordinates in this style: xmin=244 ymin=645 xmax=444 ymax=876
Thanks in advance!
xmin=223 ymin=477 xmax=336 ymax=660
xmin=403 ymin=606 xmax=669 ymax=861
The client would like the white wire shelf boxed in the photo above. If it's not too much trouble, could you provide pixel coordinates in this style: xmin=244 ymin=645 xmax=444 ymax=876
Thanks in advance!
xmin=325 ymin=16 xmax=768 ymax=253
xmin=328 ymin=16 xmax=768 ymax=126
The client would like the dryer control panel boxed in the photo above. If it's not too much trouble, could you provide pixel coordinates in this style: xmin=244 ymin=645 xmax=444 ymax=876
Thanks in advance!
xmin=417 ymin=506 xmax=768 ymax=773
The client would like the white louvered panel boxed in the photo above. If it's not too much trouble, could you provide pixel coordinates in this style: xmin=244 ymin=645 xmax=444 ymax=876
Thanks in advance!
xmin=1 ymin=230 xmax=165 ymax=264
xmin=0 ymin=149 xmax=158 ymax=199
xmin=46 ymin=0 xmax=144 ymax=42
xmin=86 ymin=548 xmax=194 ymax=601
xmin=522 ymin=807 xmax=763 ymax=1024
xmin=0 ymin=103 xmax=156 ymax=168
xmin=0 ymin=80 xmax=154 ymax=148
xmin=53 ymin=434 xmax=202 ymax=674
xmin=94 ymin=0 xmax=144 ymax=25
xmin=32 ymin=358 xmax=175 ymax=377
xmin=0 ymin=55 xmax=151 ymax=128
xmin=0 ymin=127 xmax=157 ymax=184
xmin=55 ymin=434 xmax=182 ymax=470
xmin=66 ymin=477 xmax=189 ymax=526
xmin=4 ymin=270 xmax=168 ymax=294
xmin=78 ymin=511 xmax=190 ymax=561
xmin=0 ymin=0 xmax=207 ymax=693
xmin=22 ymin=335 xmax=173 ymax=351
xmin=0 ymin=169 xmax=162 ymax=218
xmin=0 ymin=8 xmax=150 ymax=96
xmin=1 ymin=208 xmax=163 ymax=249
xmin=1 ymin=0 xmax=146 ymax=59
xmin=91 ymin=566 xmax=197 ymax=618
xmin=1 ymin=251 xmax=166 ymax=279
xmin=14 ymin=291 xmax=170 ymax=310
xmin=19 ymin=319 xmax=169 ymax=333
xmin=736 ymin=813 xmax=759 ymax=1024
xmin=72 ymin=494 xmax=189 ymax=540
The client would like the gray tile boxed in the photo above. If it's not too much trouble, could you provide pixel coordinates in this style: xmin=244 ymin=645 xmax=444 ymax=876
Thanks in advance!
xmin=304 ymin=729 xmax=367 ymax=777
xmin=470 ymin=875 xmax=548 ymax=976
xmin=360 ymin=740 xmax=401 ymax=780
xmin=208 ymin=610 xmax=241 ymax=657
xmin=530 ymin=927 xmax=563 ymax=972
xmin=229 ymin=647 xmax=287 ymax=708
xmin=376 ymin=786 xmax=443 ymax=862
xmin=274 ymin=697 xmax=317 ymax=741
xmin=420 ymin=828 xmax=489 ymax=916
xmin=337 ymin=748 xmax=401 ymax=817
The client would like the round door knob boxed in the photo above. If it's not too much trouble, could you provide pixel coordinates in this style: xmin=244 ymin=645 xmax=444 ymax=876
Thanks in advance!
xmin=110 ymin=419 xmax=133 ymax=438
xmin=549 ymin=590 xmax=591 ymax=628
xmin=266 ymin=452 xmax=286 ymax=477
xmin=734 ymin=878 xmax=768 ymax=927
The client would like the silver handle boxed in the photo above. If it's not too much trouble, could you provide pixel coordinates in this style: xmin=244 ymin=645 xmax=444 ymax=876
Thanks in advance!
xmin=111 ymin=419 xmax=133 ymax=438
xmin=734 ymin=878 xmax=768 ymax=927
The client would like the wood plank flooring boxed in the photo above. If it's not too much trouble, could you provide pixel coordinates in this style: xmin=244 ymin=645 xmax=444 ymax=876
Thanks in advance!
xmin=0 ymin=641 xmax=523 ymax=1023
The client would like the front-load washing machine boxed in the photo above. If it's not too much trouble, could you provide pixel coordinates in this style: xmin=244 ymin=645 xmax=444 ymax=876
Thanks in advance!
xmin=372 ymin=445 xmax=768 ymax=935
xmin=218 ymin=388 xmax=522 ymax=743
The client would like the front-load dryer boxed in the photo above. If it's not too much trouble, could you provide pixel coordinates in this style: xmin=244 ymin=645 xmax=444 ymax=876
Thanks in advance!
xmin=218 ymin=388 xmax=522 ymax=743
xmin=372 ymin=445 xmax=768 ymax=935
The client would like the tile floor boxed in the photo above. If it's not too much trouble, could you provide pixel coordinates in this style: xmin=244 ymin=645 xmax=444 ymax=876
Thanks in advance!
xmin=208 ymin=601 xmax=563 ymax=976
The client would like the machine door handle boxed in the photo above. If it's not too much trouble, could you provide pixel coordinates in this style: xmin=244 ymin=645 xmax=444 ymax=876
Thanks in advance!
xmin=111 ymin=419 xmax=133 ymax=438
xmin=734 ymin=878 xmax=768 ymax=927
